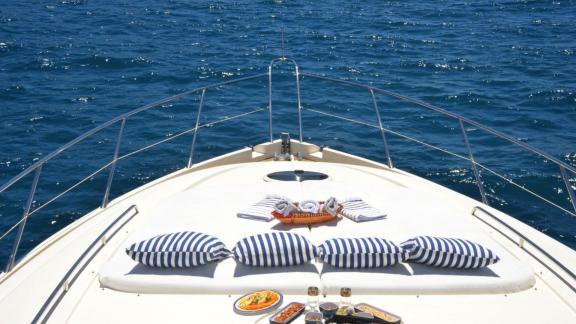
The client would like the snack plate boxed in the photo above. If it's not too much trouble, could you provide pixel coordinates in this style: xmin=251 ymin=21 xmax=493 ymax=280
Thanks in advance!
xmin=330 ymin=314 xmax=389 ymax=324
xmin=354 ymin=303 xmax=402 ymax=324
xmin=329 ymin=304 xmax=396 ymax=324
xmin=268 ymin=302 xmax=306 ymax=324
xmin=304 ymin=311 xmax=323 ymax=324
xmin=233 ymin=290 xmax=283 ymax=315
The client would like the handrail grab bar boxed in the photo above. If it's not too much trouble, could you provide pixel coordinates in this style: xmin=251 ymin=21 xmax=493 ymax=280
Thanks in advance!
xmin=32 ymin=204 xmax=139 ymax=323
xmin=471 ymin=206 xmax=576 ymax=291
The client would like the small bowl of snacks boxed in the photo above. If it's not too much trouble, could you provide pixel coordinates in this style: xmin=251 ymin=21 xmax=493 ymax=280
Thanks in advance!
xmin=319 ymin=302 xmax=338 ymax=319
xmin=304 ymin=311 xmax=323 ymax=324
xmin=233 ymin=290 xmax=282 ymax=315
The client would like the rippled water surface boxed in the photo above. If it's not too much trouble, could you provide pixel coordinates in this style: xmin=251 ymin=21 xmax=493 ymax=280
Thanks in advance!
xmin=1 ymin=1 xmax=575 ymax=267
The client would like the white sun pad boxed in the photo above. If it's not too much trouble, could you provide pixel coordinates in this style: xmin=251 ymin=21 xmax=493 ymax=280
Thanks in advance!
xmin=300 ymin=181 xmax=535 ymax=295
xmin=99 ymin=184 xmax=321 ymax=294
xmin=100 ymin=180 xmax=535 ymax=295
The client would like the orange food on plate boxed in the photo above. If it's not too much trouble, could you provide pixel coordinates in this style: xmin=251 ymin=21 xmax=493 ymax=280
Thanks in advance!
xmin=237 ymin=290 xmax=280 ymax=311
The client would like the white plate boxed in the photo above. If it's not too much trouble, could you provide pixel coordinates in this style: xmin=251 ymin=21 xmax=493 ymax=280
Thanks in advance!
xmin=233 ymin=290 xmax=283 ymax=315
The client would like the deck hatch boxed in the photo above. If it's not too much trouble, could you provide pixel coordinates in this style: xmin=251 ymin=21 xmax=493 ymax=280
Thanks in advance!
xmin=266 ymin=170 xmax=329 ymax=182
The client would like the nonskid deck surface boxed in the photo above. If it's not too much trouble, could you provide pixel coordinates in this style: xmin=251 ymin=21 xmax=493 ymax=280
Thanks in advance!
xmin=1 ymin=160 xmax=575 ymax=323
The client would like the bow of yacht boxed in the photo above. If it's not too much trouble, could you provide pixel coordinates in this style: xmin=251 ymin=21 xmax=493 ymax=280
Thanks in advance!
xmin=0 ymin=58 xmax=575 ymax=323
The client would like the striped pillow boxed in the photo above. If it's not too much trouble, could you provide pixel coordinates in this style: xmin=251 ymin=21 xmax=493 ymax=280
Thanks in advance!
xmin=126 ymin=231 xmax=229 ymax=268
xmin=232 ymin=232 xmax=317 ymax=267
xmin=401 ymin=236 xmax=500 ymax=269
xmin=318 ymin=237 xmax=408 ymax=268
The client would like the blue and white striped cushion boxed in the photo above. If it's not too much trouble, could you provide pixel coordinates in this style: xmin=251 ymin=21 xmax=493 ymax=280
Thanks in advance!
xmin=401 ymin=236 xmax=500 ymax=269
xmin=126 ymin=231 xmax=229 ymax=268
xmin=318 ymin=238 xmax=408 ymax=268
xmin=232 ymin=232 xmax=317 ymax=267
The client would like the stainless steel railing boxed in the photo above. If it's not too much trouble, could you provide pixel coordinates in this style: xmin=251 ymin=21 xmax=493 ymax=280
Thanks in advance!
xmin=0 ymin=57 xmax=575 ymax=273
xmin=0 ymin=72 xmax=269 ymax=272
xmin=298 ymin=71 xmax=576 ymax=213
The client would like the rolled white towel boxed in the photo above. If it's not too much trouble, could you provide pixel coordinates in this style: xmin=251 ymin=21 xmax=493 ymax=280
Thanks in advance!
xmin=237 ymin=195 xmax=287 ymax=221
xmin=340 ymin=198 xmax=386 ymax=222
xmin=323 ymin=197 xmax=339 ymax=216
xmin=299 ymin=200 xmax=320 ymax=213
xmin=274 ymin=198 xmax=298 ymax=216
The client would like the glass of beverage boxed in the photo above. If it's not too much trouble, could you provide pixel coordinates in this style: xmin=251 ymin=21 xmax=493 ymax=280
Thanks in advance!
xmin=339 ymin=287 xmax=352 ymax=307
xmin=307 ymin=286 xmax=320 ymax=311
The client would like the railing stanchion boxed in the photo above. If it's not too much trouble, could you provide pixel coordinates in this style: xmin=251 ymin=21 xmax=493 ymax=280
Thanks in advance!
xmin=268 ymin=65 xmax=274 ymax=143
xmin=6 ymin=164 xmax=43 ymax=272
xmin=101 ymin=118 xmax=126 ymax=209
xmin=560 ymin=166 xmax=576 ymax=215
xmin=370 ymin=88 xmax=393 ymax=168
xmin=187 ymin=89 xmax=206 ymax=168
xmin=295 ymin=65 xmax=303 ymax=143
xmin=459 ymin=119 xmax=489 ymax=205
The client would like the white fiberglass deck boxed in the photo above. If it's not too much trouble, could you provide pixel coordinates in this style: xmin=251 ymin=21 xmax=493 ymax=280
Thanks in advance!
xmin=1 ymin=144 xmax=575 ymax=323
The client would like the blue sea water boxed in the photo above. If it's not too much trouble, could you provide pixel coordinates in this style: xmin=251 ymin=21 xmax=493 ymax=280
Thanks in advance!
xmin=0 ymin=0 xmax=575 ymax=268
